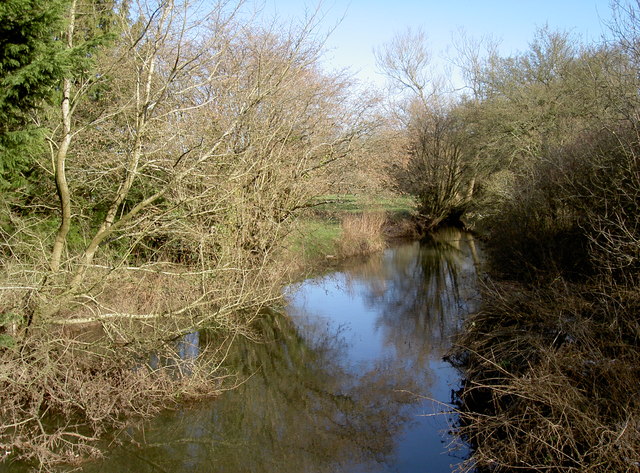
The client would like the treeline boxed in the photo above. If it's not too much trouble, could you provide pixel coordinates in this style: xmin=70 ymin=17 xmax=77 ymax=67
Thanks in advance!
xmin=375 ymin=2 xmax=640 ymax=471
xmin=0 ymin=0 xmax=369 ymax=467
xmin=378 ymin=24 xmax=637 ymax=241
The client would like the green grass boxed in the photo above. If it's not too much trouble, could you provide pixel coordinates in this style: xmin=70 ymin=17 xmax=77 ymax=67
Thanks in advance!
xmin=290 ymin=219 xmax=342 ymax=261
xmin=310 ymin=193 xmax=417 ymax=217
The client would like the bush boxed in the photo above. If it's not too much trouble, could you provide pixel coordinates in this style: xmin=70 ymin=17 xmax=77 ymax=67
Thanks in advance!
xmin=485 ymin=163 xmax=590 ymax=282
xmin=452 ymin=124 xmax=640 ymax=472
xmin=558 ymin=127 xmax=640 ymax=283
xmin=485 ymin=125 xmax=640 ymax=283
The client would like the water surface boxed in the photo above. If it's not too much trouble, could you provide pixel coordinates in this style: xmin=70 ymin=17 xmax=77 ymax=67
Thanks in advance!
xmin=74 ymin=228 xmax=483 ymax=472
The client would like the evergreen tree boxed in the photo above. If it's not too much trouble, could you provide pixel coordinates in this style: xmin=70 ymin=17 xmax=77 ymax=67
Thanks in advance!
xmin=0 ymin=0 xmax=67 ymax=188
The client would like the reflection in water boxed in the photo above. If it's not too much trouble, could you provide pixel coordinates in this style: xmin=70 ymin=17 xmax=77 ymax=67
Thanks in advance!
xmin=367 ymin=227 xmax=480 ymax=360
xmin=287 ymin=227 xmax=482 ymax=472
xmin=70 ymin=228 xmax=482 ymax=473
xmin=77 ymin=312 xmax=413 ymax=473
xmin=148 ymin=331 xmax=200 ymax=377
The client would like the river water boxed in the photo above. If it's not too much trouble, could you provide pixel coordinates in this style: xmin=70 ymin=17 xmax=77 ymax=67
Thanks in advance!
xmin=73 ymin=228 xmax=483 ymax=472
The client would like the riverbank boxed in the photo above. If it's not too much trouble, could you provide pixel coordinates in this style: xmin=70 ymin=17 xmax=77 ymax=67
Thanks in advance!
xmin=65 ymin=229 xmax=481 ymax=473
xmin=450 ymin=277 xmax=640 ymax=472
xmin=447 ymin=131 xmax=640 ymax=472
xmin=286 ymin=193 xmax=418 ymax=273
xmin=0 ymin=193 xmax=418 ymax=471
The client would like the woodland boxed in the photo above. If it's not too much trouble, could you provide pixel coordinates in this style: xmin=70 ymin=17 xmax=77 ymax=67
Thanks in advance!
xmin=1 ymin=0 xmax=639 ymax=471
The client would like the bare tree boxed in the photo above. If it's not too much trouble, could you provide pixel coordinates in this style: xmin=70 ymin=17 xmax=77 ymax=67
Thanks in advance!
xmin=374 ymin=27 xmax=432 ymax=103
xmin=375 ymin=28 xmax=475 ymax=232
xmin=19 ymin=0 xmax=362 ymax=329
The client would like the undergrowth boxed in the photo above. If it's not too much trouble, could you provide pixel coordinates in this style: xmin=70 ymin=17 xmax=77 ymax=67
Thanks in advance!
xmin=0 ymin=331 xmax=230 ymax=470
xmin=450 ymin=280 xmax=640 ymax=472
xmin=450 ymin=126 xmax=640 ymax=472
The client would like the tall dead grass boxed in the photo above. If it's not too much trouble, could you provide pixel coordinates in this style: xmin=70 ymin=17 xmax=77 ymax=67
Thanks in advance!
xmin=449 ymin=280 xmax=640 ymax=472
xmin=338 ymin=212 xmax=387 ymax=258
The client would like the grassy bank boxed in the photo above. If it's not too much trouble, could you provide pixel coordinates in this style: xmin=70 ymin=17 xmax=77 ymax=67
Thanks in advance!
xmin=287 ymin=193 xmax=417 ymax=267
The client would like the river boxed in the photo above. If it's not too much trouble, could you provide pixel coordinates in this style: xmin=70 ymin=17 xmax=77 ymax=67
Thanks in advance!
xmin=70 ymin=227 xmax=483 ymax=472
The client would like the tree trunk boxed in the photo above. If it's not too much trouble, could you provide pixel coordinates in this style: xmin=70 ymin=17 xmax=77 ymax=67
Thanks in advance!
xmin=50 ymin=0 xmax=76 ymax=273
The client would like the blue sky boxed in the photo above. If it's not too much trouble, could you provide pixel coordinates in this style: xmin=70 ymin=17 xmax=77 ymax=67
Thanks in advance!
xmin=251 ymin=0 xmax=615 ymax=88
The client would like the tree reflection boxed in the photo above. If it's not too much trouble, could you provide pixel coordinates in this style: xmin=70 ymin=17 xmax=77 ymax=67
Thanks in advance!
xmin=78 ymin=230 xmax=481 ymax=473
xmin=345 ymin=227 xmax=482 ymax=365
xmin=79 ymin=310 xmax=420 ymax=473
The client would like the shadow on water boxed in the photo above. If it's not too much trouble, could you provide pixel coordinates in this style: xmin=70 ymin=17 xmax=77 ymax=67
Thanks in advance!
xmin=16 ymin=227 xmax=482 ymax=473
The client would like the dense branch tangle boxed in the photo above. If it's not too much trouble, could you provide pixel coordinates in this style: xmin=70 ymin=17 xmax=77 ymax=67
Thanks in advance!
xmin=9 ymin=0 xmax=361 ymax=331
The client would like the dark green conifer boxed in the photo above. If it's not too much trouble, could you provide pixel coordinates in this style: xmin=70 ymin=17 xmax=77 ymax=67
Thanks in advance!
xmin=0 ymin=0 xmax=68 ymax=187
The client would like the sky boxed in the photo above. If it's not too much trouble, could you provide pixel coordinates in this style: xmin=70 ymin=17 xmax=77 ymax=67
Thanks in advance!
xmin=250 ymin=0 xmax=616 ymax=90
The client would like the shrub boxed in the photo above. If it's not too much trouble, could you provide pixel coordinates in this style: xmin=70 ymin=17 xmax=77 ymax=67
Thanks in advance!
xmin=485 ymin=125 xmax=640 ymax=283
xmin=558 ymin=127 xmax=640 ymax=283
xmin=485 ymin=160 xmax=591 ymax=282
xmin=451 ymin=281 xmax=640 ymax=473
xmin=453 ymin=124 xmax=640 ymax=472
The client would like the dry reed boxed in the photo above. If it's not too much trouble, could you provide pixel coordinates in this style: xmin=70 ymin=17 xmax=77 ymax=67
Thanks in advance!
xmin=338 ymin=212 xmax=387 ymax=258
